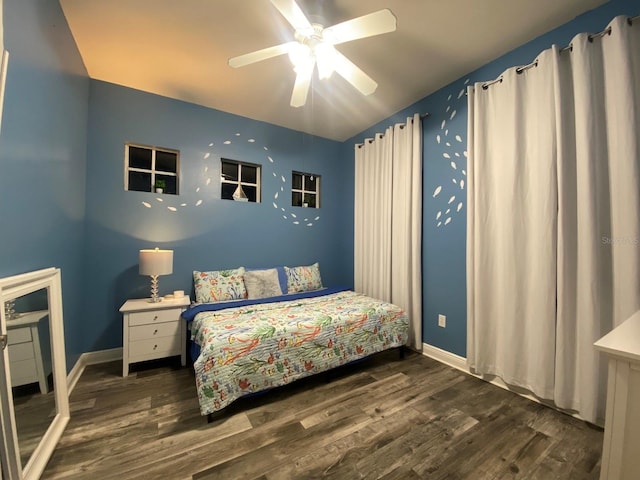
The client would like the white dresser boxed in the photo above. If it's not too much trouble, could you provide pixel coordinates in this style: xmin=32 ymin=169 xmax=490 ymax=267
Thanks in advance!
xmin=7 ymin=310 xmax=50 ymax=394
xmin=594 ymin=310 xmax=640 ymax=480
xmin=120 ymin=297 xmax=190 ymax=377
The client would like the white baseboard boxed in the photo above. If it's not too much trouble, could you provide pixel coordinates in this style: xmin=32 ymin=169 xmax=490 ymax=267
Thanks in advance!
xmin=421 ymin=343 xmax=468 ymax=371
xmin=67 ymin=348 xmax=123 ymax=394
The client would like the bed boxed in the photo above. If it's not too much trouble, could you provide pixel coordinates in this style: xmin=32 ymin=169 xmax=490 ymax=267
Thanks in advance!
xmin=181 ymin=264 xmax=409 ymax=418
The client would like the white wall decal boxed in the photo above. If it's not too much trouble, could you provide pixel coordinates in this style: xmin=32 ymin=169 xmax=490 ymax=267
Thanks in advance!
xmin=138 ymin=132 xmax=321 ymax=226
xmin=434 ymin=78 xmax=469 ymax=227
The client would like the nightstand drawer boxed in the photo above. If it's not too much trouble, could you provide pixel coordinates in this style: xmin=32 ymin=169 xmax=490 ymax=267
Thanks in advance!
xmin=129 ymin=321 xmax=180 ymax=342
xmin=129 ymin=308 xmax=181 ymax=327
xmin=9 ymin=342 xmax=35 ymax=362
xmin=129 ymin=336 xmax=182 ymax=360
xmin=8 ymin=327 xmax=32 ymax=345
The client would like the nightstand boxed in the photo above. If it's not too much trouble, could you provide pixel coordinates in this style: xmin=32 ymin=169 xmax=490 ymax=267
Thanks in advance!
xmin=119 ymin=296 xmax=191 ymax=377
xmin=7 ymin=310 xmax=50 ymax=393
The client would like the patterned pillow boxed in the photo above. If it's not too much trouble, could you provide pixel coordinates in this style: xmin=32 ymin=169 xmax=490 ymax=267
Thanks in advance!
xmin=193 ymin=267 xmax=247 ymax=303
xmin=243 ymin=268 xmax=283 ymax=299
xmin=285 ymin=262 xmax=323 ymax=293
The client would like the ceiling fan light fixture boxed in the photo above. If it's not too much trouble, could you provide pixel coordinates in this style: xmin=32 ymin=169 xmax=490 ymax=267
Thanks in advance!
xmin=288 ymin=42 xmax=313 ymax=70
xmin=315 ymin=42 xmax=336 ymax=79
xmin=293 ymin=60 xmax=314 ymax=78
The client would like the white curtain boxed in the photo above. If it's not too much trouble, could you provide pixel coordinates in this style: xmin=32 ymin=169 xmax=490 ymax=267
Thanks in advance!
xmin=354 ymin=113 xmax=423 ymax=351
xmin=467 ymin=48 xmax=559 ymax=400
xmin=467 ymin=15 xmax=640 ymax=424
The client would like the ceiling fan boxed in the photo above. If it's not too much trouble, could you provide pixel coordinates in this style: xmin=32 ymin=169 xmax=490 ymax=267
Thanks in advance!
xmin=228 ymin=0 xmax=397 ymax=108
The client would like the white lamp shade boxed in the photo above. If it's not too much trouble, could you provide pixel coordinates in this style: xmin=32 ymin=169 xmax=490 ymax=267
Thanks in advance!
xmin=139 ymin=248 xmax=173 ymax=276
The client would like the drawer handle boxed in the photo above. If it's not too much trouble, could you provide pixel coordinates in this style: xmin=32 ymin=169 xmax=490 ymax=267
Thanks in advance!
xmin=153 ymin=329 xmax=158 ymax=335
xmin=153 ymin=344 xmax=158 ymax=350
xmin=153 ymin=315 xmax=158 ymax=321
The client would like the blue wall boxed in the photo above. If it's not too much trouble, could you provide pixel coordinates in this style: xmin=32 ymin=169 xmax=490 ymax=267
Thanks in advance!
xmin=347 ymin=0 xmax=640 ymax=357
xmin=0 ymin=0 xmax=89 ymax=368
xmin=83 ymin=81 xmax=351 ymax=352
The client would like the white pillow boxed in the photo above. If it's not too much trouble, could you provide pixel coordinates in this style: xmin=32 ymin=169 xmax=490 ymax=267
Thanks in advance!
xmin=243 ymin=268 xmax=283 ymax=299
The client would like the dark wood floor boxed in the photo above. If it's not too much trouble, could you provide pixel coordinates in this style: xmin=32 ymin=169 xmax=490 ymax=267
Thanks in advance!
xmin=42 ymin=351 xmax=603 ymax=479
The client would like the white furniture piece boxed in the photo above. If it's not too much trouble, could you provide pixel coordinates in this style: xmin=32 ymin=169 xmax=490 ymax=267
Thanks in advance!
xmin=120 ymin=296 xmax=190 ymax=377
xmin=0 ymin=267 xmax=69 ymax=480
xmin=594 ymin=310 xmax=640 ymax=480
xmin=6 ymin=311 xmax=49 ymax=394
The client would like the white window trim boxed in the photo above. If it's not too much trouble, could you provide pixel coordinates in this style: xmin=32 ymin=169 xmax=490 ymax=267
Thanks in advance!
xmin=221 ymin=159 xmax=261 ymax=203
xmin=124 ymin=143 xmax=180 ymax=194
xmin=292 ymin=171 xmax=320 ymax=208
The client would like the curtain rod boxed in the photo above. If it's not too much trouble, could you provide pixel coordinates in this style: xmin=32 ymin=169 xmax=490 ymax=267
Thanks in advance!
xmin=355 ymin=113 xmax=429 ymax=148
xmin=479 ymin=14 xmax=639 ymax=91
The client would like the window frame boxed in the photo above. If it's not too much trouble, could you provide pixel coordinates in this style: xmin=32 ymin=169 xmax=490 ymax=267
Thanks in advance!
xmin=291 ymin=171 xmax=321 ymax=208
xmin=124 ymin=143 xmax=180 ymax=195
xmin=220 ymin=158 xmax=261 ymax=203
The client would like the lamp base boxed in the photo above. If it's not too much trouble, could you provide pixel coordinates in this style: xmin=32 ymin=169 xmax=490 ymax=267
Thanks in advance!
xmin=149 ymin=275 xmax=162 ymax=303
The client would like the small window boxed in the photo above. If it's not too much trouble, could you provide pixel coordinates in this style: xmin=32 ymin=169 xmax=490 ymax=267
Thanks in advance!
xmin=292 ymin=171 xmax=320 ymax=208
xmin=221 ymin=159 xmax=261 ymax=203
xmin=125 ymin=144 xmax=179 ymax=195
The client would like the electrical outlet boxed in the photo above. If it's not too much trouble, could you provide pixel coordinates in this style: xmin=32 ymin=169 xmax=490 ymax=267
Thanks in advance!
xmin=438 ymin=314 xmax=446 ymax=328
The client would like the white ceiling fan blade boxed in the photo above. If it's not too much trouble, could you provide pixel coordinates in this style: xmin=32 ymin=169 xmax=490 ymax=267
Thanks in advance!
xmin=332 ymin=50 xmax=377 ymax=96
xmin=324 ymin=9 xmax=396 ymax=45
xmin=228 ymin=42 xmax=297 ymax=68
xmin=290 ymin=63 xmax=314 ymax=107
xmin=270 ymin=0 xmax=312 ymax=32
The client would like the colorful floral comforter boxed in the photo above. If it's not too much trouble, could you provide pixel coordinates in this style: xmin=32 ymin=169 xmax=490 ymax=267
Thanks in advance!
xmin=190 ymin=290 xmax=409 ymax=416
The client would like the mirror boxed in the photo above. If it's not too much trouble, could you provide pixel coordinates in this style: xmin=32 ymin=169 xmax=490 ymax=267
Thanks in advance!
xmin=0 ymin=268 xmax=69 ymax=480
xmin=6 ymin=289 xmax=54 ymax=469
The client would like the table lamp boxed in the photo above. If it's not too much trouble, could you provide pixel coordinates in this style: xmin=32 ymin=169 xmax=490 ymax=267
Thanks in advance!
xmin=139 ymin=248 xmax=173 ymax=302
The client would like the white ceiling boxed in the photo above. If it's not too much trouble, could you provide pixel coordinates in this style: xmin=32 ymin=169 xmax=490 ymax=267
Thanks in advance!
xmin=59 ymin=0 xmax=608 ymax=141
